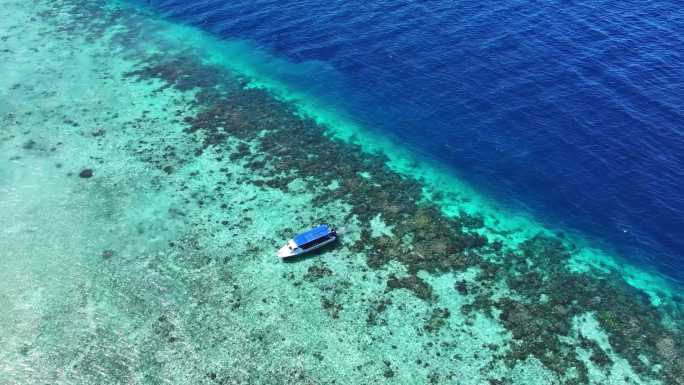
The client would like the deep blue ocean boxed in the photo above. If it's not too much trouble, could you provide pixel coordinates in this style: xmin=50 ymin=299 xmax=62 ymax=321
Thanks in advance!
xmin=140 ymin=0 xmax=684 ymax=282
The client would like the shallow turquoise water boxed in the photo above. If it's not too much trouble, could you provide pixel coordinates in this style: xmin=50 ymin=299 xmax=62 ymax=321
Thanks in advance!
xmin=1 ymin=1 xmax=683 ymax=384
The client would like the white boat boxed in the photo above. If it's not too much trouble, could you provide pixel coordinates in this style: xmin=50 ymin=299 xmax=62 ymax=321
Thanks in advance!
xmin=277 ymin=224 xmax=337 ymax=259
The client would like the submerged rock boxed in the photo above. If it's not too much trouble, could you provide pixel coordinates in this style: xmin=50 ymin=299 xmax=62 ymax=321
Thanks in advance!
xmin=78 ymin=169 xmax=93 ymax=178
xmin=22 ymin=139 xmax=36 ymax=150
xmin=454 ymin=280 xmax=468 ymax=295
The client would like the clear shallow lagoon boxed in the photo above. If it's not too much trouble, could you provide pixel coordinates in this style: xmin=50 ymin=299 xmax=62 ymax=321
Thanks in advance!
xmin=1 ymin=1 xmax=683 ymax=384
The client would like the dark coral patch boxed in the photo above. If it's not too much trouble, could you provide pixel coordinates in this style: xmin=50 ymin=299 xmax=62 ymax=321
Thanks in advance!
xmin=321 ymin=297 xmax=343 ymax=319
xmin=303 ymin=265 xmax=333 ymax=282
xmin=454 ymin=280 xmax=468 ymax=295
xmin=386 ymin=274 xmax=434 ymax=301
xmin=424 ymin=308 xmax=450 ymax=333
xmin=366 ymin=298 xmax=392 ymax=326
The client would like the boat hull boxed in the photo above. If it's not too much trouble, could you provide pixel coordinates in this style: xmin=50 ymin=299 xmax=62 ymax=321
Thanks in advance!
xmin=277 ymin=236 xmax=336 ymax=259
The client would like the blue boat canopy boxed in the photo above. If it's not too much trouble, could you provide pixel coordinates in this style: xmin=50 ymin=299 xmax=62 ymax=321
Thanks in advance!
xmin=293 ymin=224 xmax=331 ymax=247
